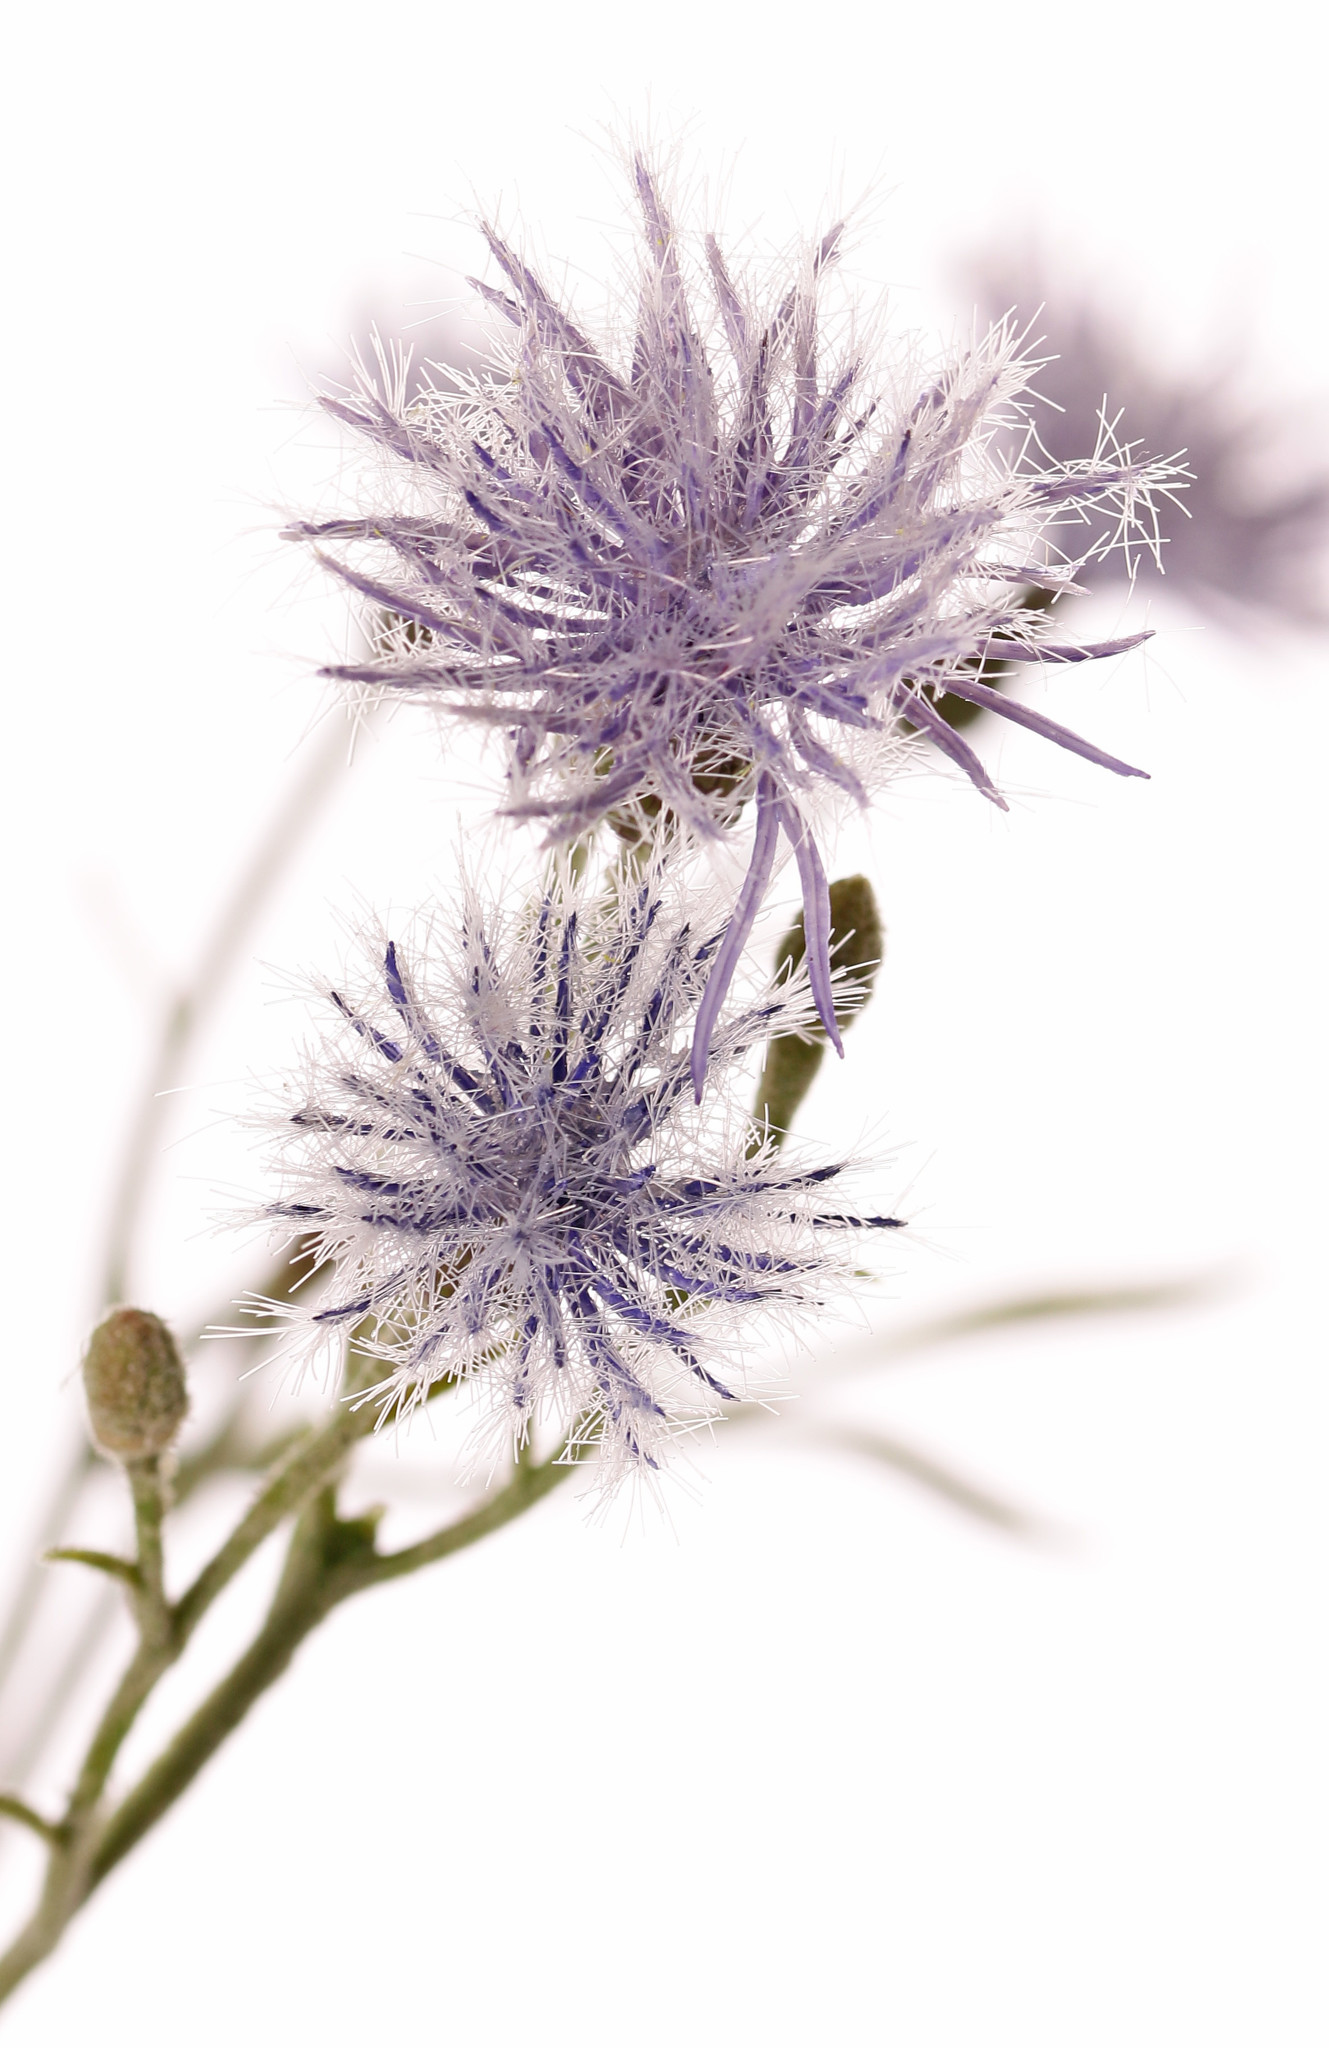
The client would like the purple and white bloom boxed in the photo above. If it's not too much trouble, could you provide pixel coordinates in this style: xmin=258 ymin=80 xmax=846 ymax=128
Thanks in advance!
xmin=967 ymin=250 xmax=1329 ymax=628
xmin=254 ymin=862 xmax=900 ymax=1486
xmin=288 ymin=157 xmax=1177 ymax=1085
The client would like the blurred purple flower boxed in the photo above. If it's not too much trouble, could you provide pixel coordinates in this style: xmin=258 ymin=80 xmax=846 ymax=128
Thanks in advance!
xmin=289 ymin=158 xmax=1176 ymax=1084
xmin=254 ymin=861 xmax=899 ymax=1487
xmin=338 ymin=296 xmax=487 ymax=410
xmin=968 ymin=251 xmax=1329 ymax=628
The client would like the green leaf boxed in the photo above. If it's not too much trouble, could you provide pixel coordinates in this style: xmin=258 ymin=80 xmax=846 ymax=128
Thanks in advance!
xmin=0 ymin=1794 xmax=65 ymax=1845
xmin=44 ymin=1547 xmax=143 ymax=1590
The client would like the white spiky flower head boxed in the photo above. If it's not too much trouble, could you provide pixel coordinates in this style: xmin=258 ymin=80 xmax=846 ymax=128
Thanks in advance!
xmin=249 ymin=853 xmax=901 ymax=1489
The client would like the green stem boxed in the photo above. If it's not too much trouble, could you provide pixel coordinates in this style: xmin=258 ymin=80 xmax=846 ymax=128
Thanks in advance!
xmin=750 ymin=1036 xmax=824 ymax=1153
xmin=0 ymin=1443 xmax=96 ymax=1704
xmin=336 ymin=1450 xmax=575 ymax=1596
xmin=0 ymin=1244 xmax=324 ymax=1814
xmin=88 ymin=1487 xmax=345 ymax=1891
xmin=0 ymin=1832 xmax=97 ymax=2005
xmin=0 ymin=1438 xmax=574 ymax=2008
xmin=172 ymin=1394 xmax=374 ymax=1644
xmin=0 ymin=1629 xmax=185 ymax=1999
xmin=126 ymin=1456 xmax=171 ymax=1649
xmin=93 ymin=1452 xmax=574 ymax=1886
xmin=101 ymin=716 xmax=359 ymax=1309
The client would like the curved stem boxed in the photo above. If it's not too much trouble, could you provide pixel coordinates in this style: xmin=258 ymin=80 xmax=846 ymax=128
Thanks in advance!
xmin=93 ymin=1452 xmax=575 ymax=1888
xmin=0 ymin=1443 xmax=96 ymax=1706
xmin=88 ymin=1486 xmax=345 ymax=1892
xmin=0 ymin=1442 xmax=573 ymax=2007
xmin=0 ymin=1835 xmax=94 ymax=2006
xmin=101 ymin=713 xmax=358 ymax=1309
xmin=0 ymin=729 xmax=359 ymax=1811
xmin=126 ymin=1458 xmax=171 ymax=1649
xmin=335 ymin=1450 xmax=575 ymax=1596
xmin=171 ymin=1394 xmax=375 ymax=1645
xmin=0 ymin=1590 xmax=120 ymax=1793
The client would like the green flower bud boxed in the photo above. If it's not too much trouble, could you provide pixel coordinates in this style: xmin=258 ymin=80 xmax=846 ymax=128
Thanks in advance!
xmin=753 ymin=875 xmax=884 ymax=1147
xmin=771 ymin=874 xmax=883 ymax=1027
xmin=81 ymin=1309 xmax=188 ymax=1462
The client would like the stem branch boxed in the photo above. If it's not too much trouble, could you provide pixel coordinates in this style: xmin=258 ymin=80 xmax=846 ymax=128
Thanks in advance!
xmin=0 ymin=1433 xmax=573 ymax=2008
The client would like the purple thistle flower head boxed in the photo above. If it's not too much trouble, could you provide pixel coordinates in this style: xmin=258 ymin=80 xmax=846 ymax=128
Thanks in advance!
xmin=966 ymin=248 xmax=1329 ymax=629
xmin=288 ymin=156 xmax=1178 ymax=1084
xmin=251 ymin=859 xmax=900 ymax=1489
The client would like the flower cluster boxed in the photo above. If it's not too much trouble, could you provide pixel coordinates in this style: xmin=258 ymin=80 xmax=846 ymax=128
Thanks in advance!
xmin=289 ymin=158 xmax=1177 ymax=1083
xmin=258 ymin=864 xmax=900 ymax=1483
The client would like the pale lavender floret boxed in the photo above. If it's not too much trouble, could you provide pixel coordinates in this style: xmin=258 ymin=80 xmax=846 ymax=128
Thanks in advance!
xmin=256 ymin=863 xmax=900 ymax=1486
xmin=967 ymin=250 xmax=1329 ymax=628
xmin=290 ymin=159 xmax=1178 ymax=1081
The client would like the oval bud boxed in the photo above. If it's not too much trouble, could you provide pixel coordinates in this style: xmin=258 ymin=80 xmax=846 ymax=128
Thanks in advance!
xmin=754 ymin=876 xmax=885 ymax=1147
xmin=82 ymin=1309 xmax=188 ymax=1462
xmin=773 ymin=874 xmax=883 ymax=1034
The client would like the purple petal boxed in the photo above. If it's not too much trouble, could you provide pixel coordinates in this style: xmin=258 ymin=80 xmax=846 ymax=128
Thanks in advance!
xmin=775 ymin=799 xmax=843 ymax=1054
xmin=887 ymin=686 xmax=1010 ymax=810
xmin=691 ymin=777 xmax=782 ymax=1102
xmin=310 ymin=551 xmax=459 ymax=640
xmin=937 ymin=676 xmax=1149 ymax=780
xmin=981 ymin=630 xmax=1153 ymax=665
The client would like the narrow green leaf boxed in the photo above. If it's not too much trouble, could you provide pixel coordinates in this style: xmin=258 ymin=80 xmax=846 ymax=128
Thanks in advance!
xmin=44 ymin=1547 xmax=143 ymax=1590
xmin=822 ymin=1427 xmax=1060 ymax=1543
xmin=0 ymin=1794 xmax=65 ymax=1845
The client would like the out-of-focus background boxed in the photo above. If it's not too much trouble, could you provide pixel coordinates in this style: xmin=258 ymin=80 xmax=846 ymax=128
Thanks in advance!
xmin=2 ymin=2 xmax=1327 ymax=2041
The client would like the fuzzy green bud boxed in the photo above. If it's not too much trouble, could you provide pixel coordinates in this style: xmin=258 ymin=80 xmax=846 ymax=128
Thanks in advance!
xmin=771 ymin=874 xmax=883 ymax=1024
xmin=81 ymin=1309 xmax=188 ymax=1462
xmin=752 ymin=875 xmax=884 ymax=1148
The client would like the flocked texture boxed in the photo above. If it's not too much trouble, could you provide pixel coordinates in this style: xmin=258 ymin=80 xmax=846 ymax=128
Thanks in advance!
xmin=968 ymin=250 xmax=1329 ymax=628
xmin=251 ymin=860 xmax=901 ymax=1488
xmin=288 ymin=155 xmax=1179 ymax=1079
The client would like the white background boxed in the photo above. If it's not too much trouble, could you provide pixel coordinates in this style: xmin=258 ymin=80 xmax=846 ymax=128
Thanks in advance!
xmin=2 ymin=0 xmax=1327 ymax=2041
